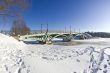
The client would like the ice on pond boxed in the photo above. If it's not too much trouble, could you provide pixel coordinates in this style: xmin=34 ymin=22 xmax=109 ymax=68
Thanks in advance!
xmin=0 ymin=33 xmax=110 ymax=73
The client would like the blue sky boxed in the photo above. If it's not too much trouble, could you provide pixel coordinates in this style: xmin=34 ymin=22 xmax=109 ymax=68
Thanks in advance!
xmin=0 ymin=0 xmax=110 ymax=32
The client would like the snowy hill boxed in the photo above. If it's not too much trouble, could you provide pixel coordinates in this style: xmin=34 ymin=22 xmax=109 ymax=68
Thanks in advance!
xmin=0 ymin=33 xmax=28 ymax=73
xmin=0 ymin=33 xmax=110 ymax=73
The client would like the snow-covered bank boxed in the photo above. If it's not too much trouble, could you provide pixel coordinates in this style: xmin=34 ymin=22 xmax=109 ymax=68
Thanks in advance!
xmin=0 ymin=33 xmax=29 ymax=73
xmin=0 ymin=33 xmax=110 ymax=73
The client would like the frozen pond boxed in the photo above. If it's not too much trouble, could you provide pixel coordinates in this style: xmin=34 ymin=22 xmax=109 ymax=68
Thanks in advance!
xmin=0 ymin=33 xmax=110 ymax=73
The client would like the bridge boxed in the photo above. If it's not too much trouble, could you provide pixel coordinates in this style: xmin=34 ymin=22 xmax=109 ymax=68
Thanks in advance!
xmin=19 ymin=32 xmax=78 ymax=43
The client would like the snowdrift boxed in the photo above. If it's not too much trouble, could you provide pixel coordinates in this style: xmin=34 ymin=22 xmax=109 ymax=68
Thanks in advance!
xmin=0 ymin=33 xmax=29 ymax=73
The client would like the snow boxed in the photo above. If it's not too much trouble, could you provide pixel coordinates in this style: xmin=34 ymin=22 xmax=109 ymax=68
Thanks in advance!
xmin=0 ymin=33 xmax=110 ymax=73
xmin=0 ymin=33 xmax=28 ymax=73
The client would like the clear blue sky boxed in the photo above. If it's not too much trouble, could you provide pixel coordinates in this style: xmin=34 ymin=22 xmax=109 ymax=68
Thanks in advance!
xmin=1 ymin=0 xmax=110 ymax=32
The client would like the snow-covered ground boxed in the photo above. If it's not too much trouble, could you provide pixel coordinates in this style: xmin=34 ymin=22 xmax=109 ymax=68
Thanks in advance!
xmin=0 ymin=33 xmax=110 ymax=73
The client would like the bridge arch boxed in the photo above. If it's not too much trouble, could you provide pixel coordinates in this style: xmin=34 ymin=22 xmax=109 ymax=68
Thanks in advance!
xmin=73 ymin=33 xmax=92 ymax=40
xmin=49 ymin=34 xmax=70 ymax=42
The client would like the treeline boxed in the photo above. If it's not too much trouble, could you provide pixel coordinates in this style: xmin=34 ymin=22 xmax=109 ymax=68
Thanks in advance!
xmin=86 ymin=32 xmax=110 ymax=38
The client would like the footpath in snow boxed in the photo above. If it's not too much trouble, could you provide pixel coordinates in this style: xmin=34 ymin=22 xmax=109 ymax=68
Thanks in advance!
xmin=0 ymin=33 xmax=110 ymax=73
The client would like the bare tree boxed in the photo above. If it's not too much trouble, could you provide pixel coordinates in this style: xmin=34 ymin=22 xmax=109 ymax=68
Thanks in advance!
xmin=0 ymin=0 xmax=31 ymax=33
xmin=0 ymin=0 xmax=31 ymax=23
xmin=11 ymin=19 xmax=30 ymax=36
xmin=0 ymin=0 xmax=31 ymax=14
